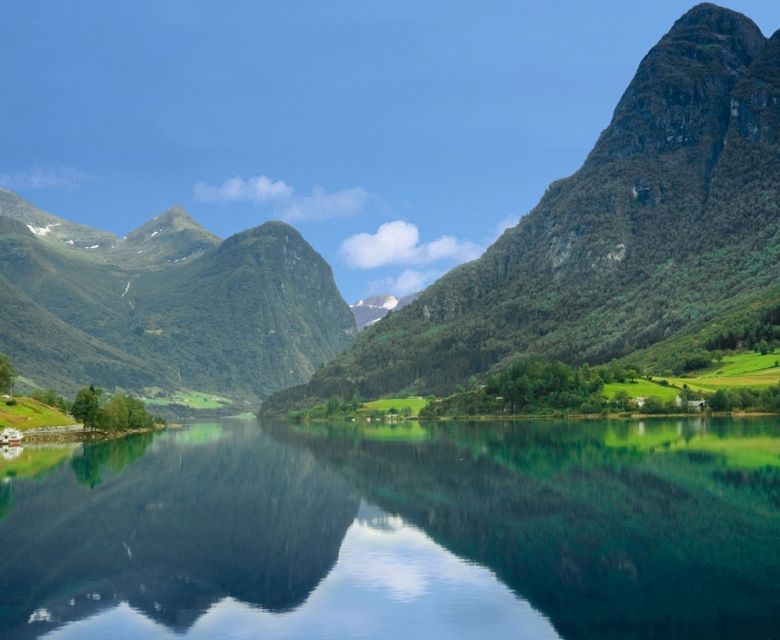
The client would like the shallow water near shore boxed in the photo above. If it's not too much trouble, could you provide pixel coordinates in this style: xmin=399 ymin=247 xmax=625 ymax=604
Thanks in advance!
xmin=1 ymin=416 xmax=778 ymax=639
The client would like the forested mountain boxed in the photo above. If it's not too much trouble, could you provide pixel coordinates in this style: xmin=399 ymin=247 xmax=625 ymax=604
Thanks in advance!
xmin=0 ymin=194 xmax=356 ymax=400
xmin=262 ymin=4 xmax=780 ymax=414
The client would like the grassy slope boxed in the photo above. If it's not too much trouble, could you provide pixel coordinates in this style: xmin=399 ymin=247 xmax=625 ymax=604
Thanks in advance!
xmin=656 ymin=352 xmax=780 ymax=391
xmin=602 ymin=380 xmax=680 ymax=402
xmin=361 ymin=396 xmax=429 ymax=416
xmin=143 ymin=390 xmax=232 ymax=410
xmin=0 ymin=398 xmax=74 ymax=430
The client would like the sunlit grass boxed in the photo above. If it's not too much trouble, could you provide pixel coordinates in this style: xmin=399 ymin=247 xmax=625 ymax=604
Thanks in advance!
xmin=0 ymin=398 xmax=74 ymax=430
xmin=653 ymin=352 xmax=780 ymax=392
xmin=603 ymin=380 xmax=680 ymax=402
xmin=362 ymin=397 xmax=428 ymax=416
xmin=144 ymin=390 xmax=232 ymax=409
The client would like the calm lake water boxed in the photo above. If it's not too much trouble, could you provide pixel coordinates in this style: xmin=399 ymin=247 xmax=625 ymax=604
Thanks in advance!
xmin=1 ymin=417 xmax=778 ymax=639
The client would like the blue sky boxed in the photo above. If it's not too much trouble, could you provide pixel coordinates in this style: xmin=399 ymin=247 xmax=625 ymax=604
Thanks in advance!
xmin=1 ymin=1 xmax=777 ymax=302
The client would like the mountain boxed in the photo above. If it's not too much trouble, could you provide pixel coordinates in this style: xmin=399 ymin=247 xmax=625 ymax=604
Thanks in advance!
xmin=0 ymin=190 xmax=219 ymax=269
xmin=262 ymin=4 xmax=780 ymax=414
xmin=349 ymin=293 xmax=419 ymax=330
xmin=0 ymin=195 xmax=356 ymax=401
xmin=0 ymin=188 xmax=116 ymax=251
xmin=109 ymin=205 xmax=220 ymax=269
xmin=128 ymin=222 xmax=357 ymax=397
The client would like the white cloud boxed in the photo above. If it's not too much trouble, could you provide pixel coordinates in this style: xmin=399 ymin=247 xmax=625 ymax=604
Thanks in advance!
xmin=0 ymin=166 xmax=88 ymax=190
xmin=341 ymin=220 xmax=482 ymax=269
xmin=193 ymin=174 xmax=368 ymax=222
xmin=193 ymin=175 xmax=292 ymax=203
xmin=369 ymin=269 xmax=441 ymax=297
xmin=276 ymin=186 xmax=368 ymax=222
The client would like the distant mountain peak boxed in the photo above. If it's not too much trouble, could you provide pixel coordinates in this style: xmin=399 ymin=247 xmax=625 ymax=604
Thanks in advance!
xmin=674 ymin=3 xmax=760 ymax=34
xmin=116 ymin=206 xmax=220 ymax=269
xmin=350 ymin=293 xmax=419 ymax=330
xmin=0 ymin=188 xmax=117 ymax=250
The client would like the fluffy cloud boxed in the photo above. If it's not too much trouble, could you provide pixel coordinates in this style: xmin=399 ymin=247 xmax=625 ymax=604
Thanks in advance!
xmin=193 ymin=175 xmax=292 ymax=203
xmin=340 ymin=220 xmax=482 ymax=269
xmin=193 ymin=174 xmax=368 ymax=222
xmin=0 ymin=166 xmax=88 ymax=190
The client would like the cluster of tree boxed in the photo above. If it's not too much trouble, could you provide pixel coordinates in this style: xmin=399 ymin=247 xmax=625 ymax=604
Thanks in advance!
xmin=421 ymin=357 xmax=614 ymax=417
xmin=31 ymin=388 xmax=70 ymax=413
xmin=705 ymin=304 xmax=780 ymax=352
xmin=708 ymin=386 xmax=780 ymax=413
xmin=70 ymin=386 xmax=165 ymax=432
xmin=285 ymin=393 xmax=420 ymax=423
xmin=0 ymin=353 xmax=164 ymax=431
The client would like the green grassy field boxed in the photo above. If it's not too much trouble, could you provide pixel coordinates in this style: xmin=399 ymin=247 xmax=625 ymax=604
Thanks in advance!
xmin=0 ymin=397 xmax=74 ymax=430
xmin=603 ymin=380 xmax=680 ymax=402
xmin=654 ymin=352 xmax=780 ymax=392
xmin=361 ymin=396 xmax=429 ymax=416
xmin=143 ymin=390 xmax=232 ymax=410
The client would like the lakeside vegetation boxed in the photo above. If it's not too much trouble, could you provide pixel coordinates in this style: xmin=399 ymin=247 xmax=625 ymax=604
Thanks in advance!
xmin=0 ymin=353 xmax=164 ymax=435
xmin=143 ymin=389 xmax=233 ymax=411
xmin=0 ymin=397 xmax=74 ymax=430
xmin=281 ymin=347 xmax=780 ymax=423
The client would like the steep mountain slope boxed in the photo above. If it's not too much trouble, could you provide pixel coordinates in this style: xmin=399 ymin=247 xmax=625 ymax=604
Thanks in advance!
xmin=0 ymin=200 xmax=355 ymax=400
xmin=128 ymin=222 xmax=356 ymax=398
xmin=0 ymin=274 xmax=157 ymax=392
xmin=262 ymin=4 xmax=780 ymax=413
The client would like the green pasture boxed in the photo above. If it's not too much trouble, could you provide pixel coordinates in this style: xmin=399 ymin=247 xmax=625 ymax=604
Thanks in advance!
xmin=144 ymin=390 xmax=232 ymax=410
xmin=0 ymin=398 xmax=74 ymax=430
xmin=603 ymin=380 xmax=680 ymax=402
xmin=361 ymin=396 xmax=429 ymax=416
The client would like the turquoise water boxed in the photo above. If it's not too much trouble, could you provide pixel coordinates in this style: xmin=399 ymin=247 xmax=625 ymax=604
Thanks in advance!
xmin=1 ymin=417 xmax=778 ymax=639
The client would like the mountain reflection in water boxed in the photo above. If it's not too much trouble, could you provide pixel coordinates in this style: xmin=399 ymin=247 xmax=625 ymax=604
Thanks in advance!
xmin=0 ymin=417 xmax=778 ymax=639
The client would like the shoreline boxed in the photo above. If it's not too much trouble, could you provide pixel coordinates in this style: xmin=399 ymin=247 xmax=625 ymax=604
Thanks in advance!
xmin=285 ymin=410 xmax=780 ymax=425
xmin=20 ymin=424 xmax=166 ymax=443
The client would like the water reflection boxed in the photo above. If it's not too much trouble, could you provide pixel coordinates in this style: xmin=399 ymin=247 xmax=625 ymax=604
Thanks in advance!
xmin=0 ymin=417 xmax=777 ymax=639
xmin=40 ymin=502 xmax=559 ymax=640
xmin=268 ymin=417 xmax=780 ymax=639
xmin=0 ymin=424 xmax=358 ymax=637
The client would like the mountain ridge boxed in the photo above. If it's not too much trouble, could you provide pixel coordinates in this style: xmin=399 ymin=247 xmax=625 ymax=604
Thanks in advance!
xmin=0 ymin=192 xmax=356 ymax=402
xmin=261 ymin=3 xmax=780 ymax=415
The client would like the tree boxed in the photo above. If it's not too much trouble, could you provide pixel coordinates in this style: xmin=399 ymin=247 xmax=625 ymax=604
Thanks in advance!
xmin=0 ymin=353 xmax=14 ymax=394
xmin=613 ymin=390 xmax=631 ymax=411
xmin=755 ymin=339 xmax=771 ymax=355
xmin=709 ymin=389 xmax=731 ymax=412
xmin=103 ymin=394 xmax=129 ymax=432
xmin=71 ymin=386 xmax=103 ymax=430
